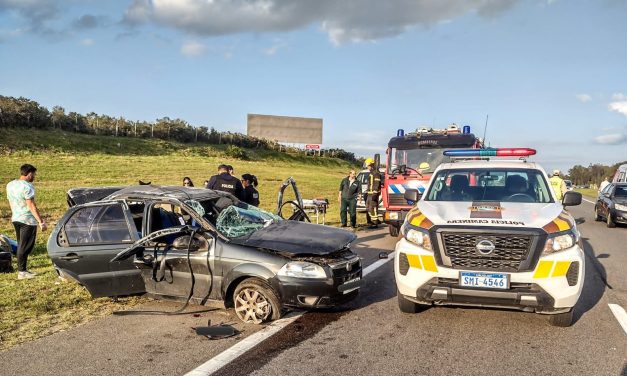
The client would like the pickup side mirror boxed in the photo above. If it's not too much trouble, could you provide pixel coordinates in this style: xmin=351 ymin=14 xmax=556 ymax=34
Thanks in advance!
xmin=562 ymin=191 xmax=582 ymax=206
xmin=404 ymin=189 xmax=421 ymax=204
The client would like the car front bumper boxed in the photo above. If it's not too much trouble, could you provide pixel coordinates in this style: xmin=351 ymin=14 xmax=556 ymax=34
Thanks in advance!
xmin=611 ymin=208 xmax=627 ymax=224
xmin=276 ymin=270 xmax=362 ymax=309
xmin=394 ymin=238 xmax=585 ymax=314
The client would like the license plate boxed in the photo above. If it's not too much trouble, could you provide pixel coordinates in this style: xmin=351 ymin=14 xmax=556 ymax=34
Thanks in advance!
xmin=459 ymin=272 xmax=509 ymax=289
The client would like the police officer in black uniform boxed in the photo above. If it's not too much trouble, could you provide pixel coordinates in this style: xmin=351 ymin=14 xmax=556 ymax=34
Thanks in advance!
xmin=206 ymin=164 xmax=244 ymax=199
xmin=241 ymin=173 xmax=260 ymax=206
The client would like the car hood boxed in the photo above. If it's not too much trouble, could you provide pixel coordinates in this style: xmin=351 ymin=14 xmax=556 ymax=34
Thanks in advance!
xmin=416 ymin=201 xmax=564 ymax=229
xmin=229 ymin=220 xmax=357 ymax=256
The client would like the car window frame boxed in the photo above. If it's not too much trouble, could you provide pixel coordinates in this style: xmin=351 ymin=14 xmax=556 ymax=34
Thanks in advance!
xmin=61 ymin=200 xmax=137 ymax=248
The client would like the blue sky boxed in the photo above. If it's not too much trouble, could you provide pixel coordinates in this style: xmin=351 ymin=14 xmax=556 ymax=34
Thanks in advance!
xmin=1 ymin=0 xmax=626 ymax=172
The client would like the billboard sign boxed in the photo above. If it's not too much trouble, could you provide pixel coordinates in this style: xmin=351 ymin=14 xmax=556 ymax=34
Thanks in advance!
xmin=247 ymin=114 xmax=323 ymax=144
xmin=305 ymin=144 xmax=320 ymax=150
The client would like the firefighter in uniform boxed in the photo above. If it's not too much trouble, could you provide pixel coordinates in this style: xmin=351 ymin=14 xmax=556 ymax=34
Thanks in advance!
xmin=206 ymin=164 xmax=244 ymax=199
xmin=365 ymin=158 xmax=381 ymax=228
xmin=549 ymin=169 xmax=567 ymax=201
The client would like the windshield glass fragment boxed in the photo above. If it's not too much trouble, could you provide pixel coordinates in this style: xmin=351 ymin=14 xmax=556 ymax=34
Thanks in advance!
xmin=216 ymin=204 xmax=282 ymax=238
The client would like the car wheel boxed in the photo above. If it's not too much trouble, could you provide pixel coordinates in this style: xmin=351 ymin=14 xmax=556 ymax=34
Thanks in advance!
xmin=388 ymin=225 xmax=399 ymax=237
xmin=233 ymin=278 xmax=282 ymax=324
xmin=397 ymin=291 xmax=427 ymax=314
xmin=549 ymin=310 xmax=573 ymax=327
xmin=606 ymin=212 xmax=616 ymax=228
xmin=594 ymin=206 xmax=601 ymax=221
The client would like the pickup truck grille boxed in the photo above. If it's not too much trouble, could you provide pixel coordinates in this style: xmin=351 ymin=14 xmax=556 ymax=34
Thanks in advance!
xmin=441 ymin=232 xmax=533 ymax=272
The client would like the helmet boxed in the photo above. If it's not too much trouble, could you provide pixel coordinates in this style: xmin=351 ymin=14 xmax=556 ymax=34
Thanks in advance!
xmin=364 ymin=158 xmax=375 ymax=166
xmin=553 ymin=169 xmax=561 ymax=176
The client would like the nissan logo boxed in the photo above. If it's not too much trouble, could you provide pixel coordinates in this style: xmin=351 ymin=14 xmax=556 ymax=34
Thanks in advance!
xmin=476 ymin=240 xmax=496 ymax=255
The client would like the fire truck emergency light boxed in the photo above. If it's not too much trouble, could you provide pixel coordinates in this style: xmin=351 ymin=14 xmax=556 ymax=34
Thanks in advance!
xmin=443 ymin=148 xmax=537 ymax=157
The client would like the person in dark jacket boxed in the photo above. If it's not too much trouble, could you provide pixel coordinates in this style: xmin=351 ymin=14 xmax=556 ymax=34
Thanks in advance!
xmin=338 ymin=170 xmax=360 ymax=228
xmin=183 ymin=177 xmax=194 ymax=187
xmin=365 ymin=159 xmax=382 ymax=228
xmin=241 ymin=173 xmax=260 ymax=206
xmin=206 ymin=164 xmax=244 ymax=199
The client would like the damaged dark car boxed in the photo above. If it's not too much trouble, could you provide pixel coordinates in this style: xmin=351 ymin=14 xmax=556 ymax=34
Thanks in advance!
xmin=47 ymin=185 xmax=362 ymax=324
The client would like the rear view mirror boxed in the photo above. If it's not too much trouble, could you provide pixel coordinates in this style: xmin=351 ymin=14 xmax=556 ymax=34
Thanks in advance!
xmin=404 ymin=189 xmax=421 ymax=204
xmin=562 ymin=191 xmax=582 ymax=206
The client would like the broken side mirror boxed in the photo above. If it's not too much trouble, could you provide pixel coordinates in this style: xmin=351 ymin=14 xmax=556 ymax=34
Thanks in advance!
xmin=404 ymin=189 xmax=421 ymax=205
xmin=562 ymin=191 xmax=582 ymax=206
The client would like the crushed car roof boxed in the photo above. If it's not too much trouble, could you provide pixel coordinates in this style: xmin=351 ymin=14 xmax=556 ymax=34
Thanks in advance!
xmin=105 ymin=185 xmax=231 ymax=201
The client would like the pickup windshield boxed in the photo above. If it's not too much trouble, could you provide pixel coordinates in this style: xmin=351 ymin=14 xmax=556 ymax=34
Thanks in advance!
xmin=388 ymin=147 xmax=449 ymax=175
xmin=425 ymin=168 xmax=553 ymax=203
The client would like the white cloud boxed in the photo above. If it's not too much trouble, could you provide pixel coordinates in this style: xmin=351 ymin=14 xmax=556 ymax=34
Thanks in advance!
xmin=575 ymin=93 xmax=591 ymax=103
xmin=180 ymin=40 xmax=205 ymax=57
xmin=263 ymin=40 xmax=287 ymax=56
xmin=124 ymin=0 xmax=521 ymax=45
xmin=80 ymin=38 xmax=94 ymax=46
xmin=608 ymin=100 xmax=627 ymax=117
xmin=594 ymin=133 xmax=627 ymax=145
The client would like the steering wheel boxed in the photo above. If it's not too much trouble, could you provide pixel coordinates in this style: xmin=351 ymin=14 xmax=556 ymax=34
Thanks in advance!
xmin=278 ymin=200 xmax=311 ymax=222
xmin=504 ymin=193 xmax=535 ymax=202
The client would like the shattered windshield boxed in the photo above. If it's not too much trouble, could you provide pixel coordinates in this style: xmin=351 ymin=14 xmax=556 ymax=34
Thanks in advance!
xmin=216 ymin=204 xmax=282 ymax=239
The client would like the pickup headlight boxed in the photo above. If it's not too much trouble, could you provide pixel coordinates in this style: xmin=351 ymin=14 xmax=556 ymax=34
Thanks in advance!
xmin=277 ymin=262 xmax=327 ymax=279
xmin=615 ymin=204 xmax=627 ymax=211
xmin=402 ymin=225 xmax=432 ymax=251
xmin=543 ymin=231 xmax=577 ymax=254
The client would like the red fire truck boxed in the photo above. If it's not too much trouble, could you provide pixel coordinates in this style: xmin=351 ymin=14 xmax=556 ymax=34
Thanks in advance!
xmin=380 ymin=124 xmax=482 ymax=236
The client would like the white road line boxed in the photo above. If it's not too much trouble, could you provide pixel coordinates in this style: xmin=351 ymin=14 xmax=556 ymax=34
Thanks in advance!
xmin=582 ymin=198 xmax=595 ymax=204
xmin=185 ymin=253 xmax=396 ymax=376
xmin=608 ymin=304 xmax=627 ymax=335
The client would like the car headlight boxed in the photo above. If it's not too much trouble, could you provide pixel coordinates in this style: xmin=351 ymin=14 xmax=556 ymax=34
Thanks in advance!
xmin=615 ymin=204 xmax=627 ymax=211
xmin=543 ymin=231 xmax=576 ymax=254
xmin=277 ymin=261 xmax=327 ymax=279
xmin=403 ymin=226 xmax=432 ymax=250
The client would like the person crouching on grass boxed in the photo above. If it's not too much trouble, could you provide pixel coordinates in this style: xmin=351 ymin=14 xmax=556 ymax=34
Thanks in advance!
xmin=6 ymin=164 xmax=47 ymax=280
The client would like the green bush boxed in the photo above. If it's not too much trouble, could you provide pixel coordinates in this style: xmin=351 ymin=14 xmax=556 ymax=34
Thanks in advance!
xmin=224 ymin=144 xmax=249 ymax=160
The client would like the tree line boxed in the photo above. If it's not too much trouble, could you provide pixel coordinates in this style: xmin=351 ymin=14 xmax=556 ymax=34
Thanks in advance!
xmin=567 ymin=161 xmax=626 ymax=187
xmin=0 ymin=95 xmax=359 ymax=163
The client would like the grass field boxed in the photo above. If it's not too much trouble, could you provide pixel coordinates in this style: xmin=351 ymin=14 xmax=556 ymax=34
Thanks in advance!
xmin=574 ymin=188 xmax=598 ymax=199
xmin=0 ymin=128 xmax=361 ymax=350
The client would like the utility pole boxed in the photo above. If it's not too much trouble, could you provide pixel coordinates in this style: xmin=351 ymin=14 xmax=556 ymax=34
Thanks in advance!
xmin=115 ymin=120 xmax=118 ymax=137
xmin=195 ymin=127 xmax=198 ymax=142
xmin=151 ymin=123 xmax=154 ymax=138
xmin=134 ymin=121 xmax=137 ymax=137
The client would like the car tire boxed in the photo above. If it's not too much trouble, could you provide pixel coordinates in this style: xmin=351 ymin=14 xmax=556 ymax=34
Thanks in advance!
xmin=233 ymin=278 xmax=282 ymax=324
xmin=594 ymin=206 xmax=602 ymax=221
xmin=606 ymin=212 xmax=616 ymax=228
xmin=549 ymin=310 xmax=574 ymax=327
xmin=388 ymin=225 xmax=399 ymax=237
xmin=397 ymin=292 xmax=427 ymax=314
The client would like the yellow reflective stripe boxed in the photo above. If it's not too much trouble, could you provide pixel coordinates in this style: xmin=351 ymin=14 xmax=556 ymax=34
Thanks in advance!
xmin=420 ymin=255 xmax=438 ymax=272
xmin=407 ymin=254 xmax=422 ymax=269
xmin=552 ymin=261 xmax=571 ymax=277
xmin=410 ymin=214 xmax=426 ymax=227
xmin=533 ymin=260 xmax=553 ymax=278
xmin=553 ymin=218 xmax=571 ymax=232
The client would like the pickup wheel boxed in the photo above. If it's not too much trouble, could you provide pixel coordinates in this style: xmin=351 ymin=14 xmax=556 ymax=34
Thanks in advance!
xmin=233 ymin=279 xmax=282 ymax=324
xmin=397 ymin=291 xmax=427 ymax=314
xmin=388 ymin=225 xmax=399 ymax=237
xmin=549 ymin=310 xmax=574 ymax=327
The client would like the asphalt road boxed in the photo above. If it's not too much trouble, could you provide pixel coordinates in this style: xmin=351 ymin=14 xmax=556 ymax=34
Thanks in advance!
xmin=1 ymin=199 xmax=625 ymax=376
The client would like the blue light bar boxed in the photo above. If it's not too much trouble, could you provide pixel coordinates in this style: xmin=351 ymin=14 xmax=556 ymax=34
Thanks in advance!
xmin=443 ymin=148 xmax=537 ymax=157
